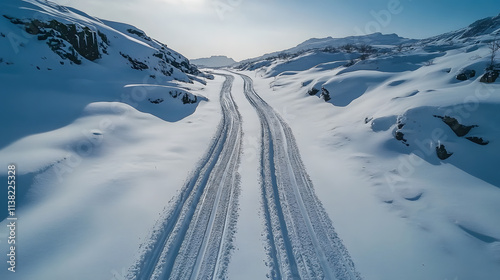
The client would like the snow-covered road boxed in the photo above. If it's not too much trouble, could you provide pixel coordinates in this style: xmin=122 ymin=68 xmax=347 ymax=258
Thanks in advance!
xmin=129 ymin=74 xmax=242 ymax=280
xmin=129 ymin=72 xmax=361 ymax=279
xmin=237 ymin=72 xmax=362 ymax=280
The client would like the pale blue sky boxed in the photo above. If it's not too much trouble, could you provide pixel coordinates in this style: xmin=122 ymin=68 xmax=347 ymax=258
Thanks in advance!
xmin=64 ymin=0 xmax=499 ymax=61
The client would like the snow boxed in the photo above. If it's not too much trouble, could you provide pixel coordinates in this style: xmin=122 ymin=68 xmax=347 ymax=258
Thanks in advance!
xmin=224 ymin=73 xmax=269 ymax=280
xmin=0 ymin=1 xmax=217 ymax=279
xmin=235 ymin=25 xmax=500 ymax=278
xmin=238 ymin=32 xmax=415 ymax=69
xmin=1 ymin=1 xmax=500 ymax=279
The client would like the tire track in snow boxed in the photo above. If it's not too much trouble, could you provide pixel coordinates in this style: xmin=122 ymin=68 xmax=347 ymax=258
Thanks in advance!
xmin=237 ymin=72 xmax=362 ymax=280
xmin=129 ymin=74 xmax=242 ymax=280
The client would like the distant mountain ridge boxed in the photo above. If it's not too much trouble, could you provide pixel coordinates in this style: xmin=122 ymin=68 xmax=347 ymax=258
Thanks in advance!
xmin=292 ymin=32 xmax=415 ymax=52
xmin=191 ymin=55 xmax=237 ymax=68
xmin=238 ymin=33 xmax=415 ymax=66
xmin=236 ymin=12 xmax=500 ymax=74
xmin=420 ymin=13 xmax=500 ymax=44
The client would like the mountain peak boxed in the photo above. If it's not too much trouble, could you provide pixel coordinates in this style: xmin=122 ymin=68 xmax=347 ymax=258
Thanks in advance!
xmin=191 ymin=55 xmax=237 ymax=68
xmin=422 ymin=13 xmax=500 ymax=44
xmin=290 ymin=33 xmax=414 ymax=54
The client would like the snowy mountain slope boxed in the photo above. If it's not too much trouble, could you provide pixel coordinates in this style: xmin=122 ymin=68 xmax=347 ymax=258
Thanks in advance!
xmin=237 ymin=32 xmax=415 ymax=71
xmin=420 ymin=13 xmax=500 ymax=45
xmin=233 ymin=14 xmax=500 ymax=280
xmin=0 ymin=0 xmax=213 ymax=149
xmin=1 ymin=1 xmax=500 ymax=279
xmin=0 ymin=1 xmax=219 ymax=279
xmin=191 ymin=55 xmax=237 ymax=68
xmin=291 ymin=33 xmax=414 ymax=54
xmin=1 ymin=0 xmax=202 ymax=80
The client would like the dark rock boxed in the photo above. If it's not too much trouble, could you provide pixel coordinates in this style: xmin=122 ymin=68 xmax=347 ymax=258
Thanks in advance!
xmin=168 ymin=90 xmax=197 ymax=104
xmin=119 ymin=52 xmax=148 ymax=70
xmin=466 ymin=136 xmax=490 ymax=145
xmin=25 ymin=19 xmax=42 ymax=34
xmin=153 ymin=52 xmax=164 ymax=59
xmin=127 ymin=28 xmax=152 ymax=41
xmin=47 ymin=38 xmax=82 ymax=64
xmin=480 ymin=70 xmax=499 ymax=83
xmin=456 ymin=69 xmax=476 ymax=81
xmin=97 ymin=31 xmax=109 ymax=45
xmin=321 ymin=87 xmax=331 ymax=102
xmin=395 ymin=131 xmax=406 ymax=141
xmin=37 ymin=33 xmax=50 ymax=40
xmin=3 ymin=15 xmax=23 ymax=25
xmin=434 ymin=115 xmax=477 ymax=137
xmin=181 ymin=93 xmax=197 ymax=104
xmin=307 ymin=88 xmax=319 ymax=96
xmin=395 ymin=131 xmax=409 ymax=146
xmin=5 ymin=16 xmax=106 ymax=63
xmin=436 ymin=144 xmax=453 ymax=160
xmin=148 ymin=98 xmax=164 ymax=104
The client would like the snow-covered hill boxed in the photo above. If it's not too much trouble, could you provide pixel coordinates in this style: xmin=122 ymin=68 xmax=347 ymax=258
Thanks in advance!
xmin=191 ymin=55 xmax=237 ymax=68
xmin=290 ymin=32 xmax=414 ymax=53
xmin=1 ymin=1 xmax=500 ymax=279
xmin=0 ymin=0 xmax=215 ymax=148
xmin=233 ymin=13 xmax=500 ymax=280
xmin=0 ymin=1 xmax=217 ymax=279
xmin=421 ymin=13 xmax=500 ymax=45
xmin=237 ymin=32 xmax=415 ymax=71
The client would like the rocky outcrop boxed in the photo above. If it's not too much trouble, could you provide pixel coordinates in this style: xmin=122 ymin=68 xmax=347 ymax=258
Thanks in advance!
xmin=456 ymin=69 xmax=475 ymax=81
xmin=4 ymin=15 xmax=108 ymax=64
xmin=307 ymin=88 xmax=319 ymax=96
xmin=466 ymin=136 xmax=490 ymax=145
xmin=480 ymin=70 xmax=499 ymax=83
xmin=434 ymin=115 xmax=477 ymax=137
xmin=148 ymin=98 xmax=164 ymax=104
xmin=394 ymin=120 xmax=409 ymax=146
xmin=119 ymin=52 xmax=149 ymax=70
xmin=436 ymin=144 xmax=453 ymax=160
xmin=127 ymin=28 xmax=152 ymax=42
xmin=434 ymin=115 xmax=489 ymax=147
xmin=321 ymin=87 xmax=331 ymax=102
xmin=170 ymin=90 xmax=198 ymax=104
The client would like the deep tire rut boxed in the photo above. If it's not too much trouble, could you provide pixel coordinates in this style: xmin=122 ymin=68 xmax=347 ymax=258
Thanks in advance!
xmin=237 ymin=72 xmax=362 ymax=280
xmin=129 ymin=74 xmax=242 ymax=280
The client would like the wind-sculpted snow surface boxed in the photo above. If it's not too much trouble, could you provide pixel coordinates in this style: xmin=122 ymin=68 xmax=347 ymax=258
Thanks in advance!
xmin=238 ymin=73 xmax=362 ymax=280
xmin=129 ymin=74 xmax=242 ymax=280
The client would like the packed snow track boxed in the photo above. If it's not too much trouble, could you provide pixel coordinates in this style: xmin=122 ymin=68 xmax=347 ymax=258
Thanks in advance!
xmin=237 ymin=73 xmax=362 ymax=280
xmin=129 ymin=74 xmax=242 ymax=280
xmin=128 ymin=72 xmax=361 ymax=280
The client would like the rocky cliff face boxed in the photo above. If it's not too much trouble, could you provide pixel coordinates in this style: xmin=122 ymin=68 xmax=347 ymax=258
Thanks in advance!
xmin=1 ymin=1 xmax=205 ymax=82
xmin=4 ymin=15 xmax=107 ymax=64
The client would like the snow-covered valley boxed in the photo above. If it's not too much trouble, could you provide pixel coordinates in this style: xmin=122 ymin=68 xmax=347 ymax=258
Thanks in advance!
xmin=1 ymin=1 xmax=500 ymax=279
